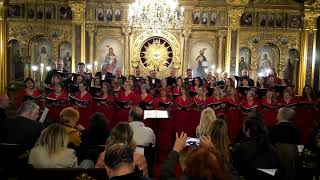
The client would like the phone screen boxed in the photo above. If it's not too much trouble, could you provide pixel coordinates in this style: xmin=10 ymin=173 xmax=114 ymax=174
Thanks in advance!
xmin=185 ymin=138 xmax=200 ymax=146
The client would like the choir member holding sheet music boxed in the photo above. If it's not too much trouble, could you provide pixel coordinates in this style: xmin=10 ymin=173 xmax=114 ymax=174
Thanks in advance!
xmin=206 ymin=76 xmax=217 ymax=97
xmin=171 ymin=77 xmax=183 ymax=99
xmin=191 ymin=87 xmax=207 ymax=137
xmin=44 ymin=74 xmax=63 ymax=94
xmin=72 ymin=82 xmax=92 ymax=129
xmin=44 ymin=58 xmax=69 ymax=85
xmin=207 ymin=86 xmax=225 ymax=116
xmin=112 ymin=77 xmax=122 ymax=98
xmin=239 ymin=91 xmax=260 ymax=124
xmin=154 ymin=87 xmax=174 ymax=161
xmin=69 ymin=74 xmax=83 ymax=95
xmin=174 ymin=85 xmax=194 ymax=136
xmin=16 ymin=78 xmax=41 ymax=107
xmin=92 ymin=83 xmax=115 ymax=130
xmin=189 ymin=77 xmax=202 ymax=97
xmin=114 ymin=81 xmax=135 ymax=123
xmin=76 ymin=62 xmax=92 ymax=86
xmin=259 ymin=89 xmax=277 ymax=127
xmin=90 ymin=77 xmax=102 ymax=97
xmin=224 ymin=87 xmax=241 ymax=144
xmin=135 ymin=84 xmax=153 ymax=128
xmin=46 ymin=83 xmax=68 ymax=122
xmin=184 ymin=68 xmax=194 ymax=87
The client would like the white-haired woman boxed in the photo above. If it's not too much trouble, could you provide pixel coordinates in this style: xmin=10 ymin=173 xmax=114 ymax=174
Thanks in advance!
xmin=28 ymin=123 xmax=78 ymax=168
xmin=196 ymin=107 xmax=216 ymax=137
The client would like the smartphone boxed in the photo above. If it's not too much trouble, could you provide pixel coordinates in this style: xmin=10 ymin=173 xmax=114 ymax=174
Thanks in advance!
xmin=185 ymin=138 xmax=200 ymax=146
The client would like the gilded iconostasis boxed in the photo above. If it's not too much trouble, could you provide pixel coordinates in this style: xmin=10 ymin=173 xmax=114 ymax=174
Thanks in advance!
xmin=1 ymin=0 xmax=320 ymax=95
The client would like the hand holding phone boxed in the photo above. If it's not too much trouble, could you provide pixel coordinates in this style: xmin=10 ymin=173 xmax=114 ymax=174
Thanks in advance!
xmin=185 ymin=138 xmax=200 ymax=146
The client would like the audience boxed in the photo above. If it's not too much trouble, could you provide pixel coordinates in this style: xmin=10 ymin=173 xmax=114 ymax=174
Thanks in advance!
xmin=196 ymin=107 xmax=216 ymax=137
xmin=59 ymin=107 xmax=82 ymax=147
xmin=128 ymin=106 xmax=155 ymax=146
xmin=82 ymin=112 xmax=109 ymax=146
xmin=95 ymin=122 xmax=148 ymax=176
xmin=0 ymin=101 xmax=43 ymax=149
xmin=160 ymin=132 xmax=231 ymax=180
xmin=270 ymin=107 xmax=299 ymax=144
xmin=0 ymin=94 xmax=9 ymax=122
xmin=232 ymin=118 xmax=278 ymax=180
xmin=104 ymin=143 xmax=150 ymax=180
xmin=28 ymin=123 xmax=78 ymax=168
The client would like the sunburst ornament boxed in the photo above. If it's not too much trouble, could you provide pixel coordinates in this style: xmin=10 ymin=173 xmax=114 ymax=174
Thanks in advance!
xmin=144 ymin=42 xmax=169 ymax=71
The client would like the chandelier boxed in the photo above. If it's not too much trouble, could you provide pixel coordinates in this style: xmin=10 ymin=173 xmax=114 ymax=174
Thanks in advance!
xmin=128 ymin=0 xmax=184 ymax=32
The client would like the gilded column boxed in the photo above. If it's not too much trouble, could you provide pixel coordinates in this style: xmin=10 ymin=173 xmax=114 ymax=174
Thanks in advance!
xmin=87 ymin=24 xmax=96 ymax=69
xmin=122 ymin=25 xmax=131 ymax=76
xmin=182 ymin=28 xmax=192 ymax=77
xmin=0 ymin=0 xmax=7 ymax=94
xmin=69 ymin=1 xmax=86 ymax=72
xmin=217 ymin=29 xmax=226 ymax=71
xmin=226 ymin=8 xmax=244 ymax=75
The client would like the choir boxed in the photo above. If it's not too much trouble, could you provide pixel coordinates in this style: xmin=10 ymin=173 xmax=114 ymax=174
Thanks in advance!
xmin=16 ymin=60 xmax=319 ymax=148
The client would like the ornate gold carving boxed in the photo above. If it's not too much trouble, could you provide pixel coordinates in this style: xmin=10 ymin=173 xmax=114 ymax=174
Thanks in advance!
xmin=86 ymin=24 xmax=96 ymax=34
xmin=69 ymin=1 xmax=86 ymax=24
xmin=218 ymin=29 xmax=227 ymax=39
xmin=228 ymin=8 xmax=244 ymax=29
xmin=226 ymin=0 xmax=250 ymax=6
xmin=183 ymin=28 xmax=192 ymax=38
xmin=304 ymin=10 xmax=319 ymax=30
xmin=121 ymin=25 xmax=131 ymax=35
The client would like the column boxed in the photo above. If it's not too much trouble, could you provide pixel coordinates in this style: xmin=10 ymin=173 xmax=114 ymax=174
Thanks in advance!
xmin=217 ymin=29 xmax=226 ymax=71
xmin=182 ymin=28 xmax=192 ymax=77
xmin=299 ymin=10 xmax=318 ymax=94
xmin=226 ymin=8 xmax=244 ymax=75
xmin=87 ymin=24 xmax=96 ymax=72
xmin=0 ymin=0 xmax=6 ymax=94
xmin=69 ymin=1 xmax=86 ymax=72
xmin=122 ymin=25 xmax=131 ymax=76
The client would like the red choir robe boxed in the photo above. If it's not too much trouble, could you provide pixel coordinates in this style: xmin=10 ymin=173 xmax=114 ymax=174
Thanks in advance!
xmin=171 ymin=87 xmax=181 ymax=99
xmin=46 ymin=91 xmax=68 ymax=122
xmin=135 ymin=94 xmax=154 ymax=128
xmin=189 ymin=86 xmax=199 ymax=97
xmin=174 ymin=96 xmax=194 ymax=136
xmin=114 ymin=91 xmax=136 ymax=124
xmin=191 ymin=96 xmax=207 ymax=137
xmin=295 ymin=97 xmax=317 ymax=144
xmin=207 ymin=97 xmax=226 ymax=116
xmin=16 ymin=89 xmax=41 ymax=108
xmin=74 ymin=91 xmax=92 ymax=130
xmin=92 ymin=94 xmax=115 ymax=131
xmin=259 ymin=98 xmax=277 ymax=127
xmin=224 ymin=97 xmax=241 ymax=144
xmin=153 ymin=96 xmax=174 ymax=161
xmin=239 ymin=100 xmax=260 ymax=125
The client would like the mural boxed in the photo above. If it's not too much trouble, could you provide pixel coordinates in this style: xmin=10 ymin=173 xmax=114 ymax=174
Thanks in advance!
xmin=8 ymin=40 xmax=24 ymax=82
xmin=59 ymin=42 xmax=72 ymax=72
xmin=257 ymin=44 xmax=279 ymax=75
xmin=98 ymin=38 xmax=123 ymax=74
xmin=31 ymin=37 xmax=52 ymax=67
xmin=190 ymin=41 xmax=214 ymax=78
xmin=239 ymin=47 xmax=251 ymax=75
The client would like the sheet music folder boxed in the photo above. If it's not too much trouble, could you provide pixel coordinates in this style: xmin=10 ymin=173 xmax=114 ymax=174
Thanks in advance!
xmin=144 ymin=110 xmax=169 ymax=119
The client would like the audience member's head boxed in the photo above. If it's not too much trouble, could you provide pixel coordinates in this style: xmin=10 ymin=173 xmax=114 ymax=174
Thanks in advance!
xmin=35 ymin=123 xmax=68 ymax=156
xmin=197 ymin=107 xmax=216 ymax=137
xmin=184 ymin=146 xmax=230 ymax=180
xmin=17 ymin=101 xmax=40 ymax=121
xmin=104 ymin=143 xmax=135 ymax=178
xmin=277 ymin=107 xmax=295 ymax=122
xmin=128 ymin=106 xmax=143 ymax=122
xmin=59 ymin=107 xmax=80 ymax=127
xmin=209 ymin=119 xmax=230 ymax=162
xmin=89 ymin=112 xmax=108 ymax=133
xmin=106 ymin=122 xmax=135 ymax=149
xmin=0 ymin=94 xmax=10 ymax=109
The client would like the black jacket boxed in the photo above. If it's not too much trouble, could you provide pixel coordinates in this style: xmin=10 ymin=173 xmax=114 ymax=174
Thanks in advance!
xmin=110 ymin=172 xmax=150 ymax=180
xmin=270 ymin=121 xmax=299 ymax=144
xmin=0 ymin=116 xmax=43 ymax=149
xmin=166 ymin=77 xmax=177 ymax=87
xmin=0 ymin=108 xmax=7 ymax=122
xmin=95 ymin=72 xmax=113 ymax=84
xmin=44 ymin=69 xmax=69 ymax=84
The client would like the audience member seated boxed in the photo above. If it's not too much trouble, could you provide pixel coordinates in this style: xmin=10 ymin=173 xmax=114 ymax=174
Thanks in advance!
xmin=104 ymin=143 xmax=150 ymax=180
xmin=0 ymin=101 xmax=43 ymax=149
xmin=270 ymin=107 xmax=299 ymax=145
xmin=128 ymin=106 xmax=155 ymax=146
xmin=0 ymin=94 xmax=9 ymax=122
xmin=160 ymin=132 xmax=231 ymax=180
xmin=28 ymin=123 xmax=78 ymax=168
xmin=232 ymin=118 xmax=279 ymax=180
xmin=59 ymin=107 xmax=82 ymax=147
xmin=196 ymin=107 xmax=216 ymax=137
xmin=95 ymin=122 xmax=148 ymax=176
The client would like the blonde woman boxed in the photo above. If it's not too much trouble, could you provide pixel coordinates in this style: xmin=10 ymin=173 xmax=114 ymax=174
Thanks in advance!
xmin=196 ymin=107 xmax=216 ymax=137
xmin=59 ymin=107 xmax=82 ymax=147
xmin=95 ymin=122 xmax=148 ymax=176
xmin=28 ymin=123 xmax=78 ymax=168
xmin=209 ymin=119 xmax=230 ymax=163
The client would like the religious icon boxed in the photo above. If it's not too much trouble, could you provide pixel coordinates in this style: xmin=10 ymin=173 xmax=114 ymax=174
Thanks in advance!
xmin=33 ymin=37 xmax=52 ymax=67
xmin=196 ymin=48 xmax=208 ymax=78
xmin=105 ymin=45 xmax=117 ymax=73
xmin=106 ymin=9 xmax=113 ymax=21
xmin=259 ymin=14 xmax=267 ymax=27
xmin=36 ymin=7 xmax=44 ymax=19
xmin=96 ymin=8 xmax=104 ymax=21
xmin=202 ymin=13 xmax=208 ymax=25
xmin=62 ymin=52 xmax=72 ymax=72
xmin=7 ymin=5 xmax=21 ymax=17
xmin=284 ymin=49 xmax=299 ymax=84
xmin=39 ymin=47 xmax=49 ymax=65
xmin=193 ymin=12 xmax=201 ymax=24
xmin=114 ymin=9 xmax=121 ymax=21
xmin=27 ymin=6 xmax=35 ymax=19
xmin=275 ymin=14 xmax=283 ymax=28
xmin=258 ymin=54 xmax=272 ymax=74
xmin=45 ymin=7 xmax=53 ymax=20
xmin=8 ymin=39 xmax=24 ymax=82
xmin=59 ymin=42 xmax=72 ymax=71
xmin=60 ymin=7 xmax=72 ymax=20
xmin=241 ymin=13 xmax=253 ymax=26
xmin=289 ymin=15 xmax=301 ymax=28
xmin=239 ymin=57 xmax=248 ymax=76
xmin=210 ymin=13 xmax=217 ymax=26
xmin=267 ymin=14 xmax=274 ymax=27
